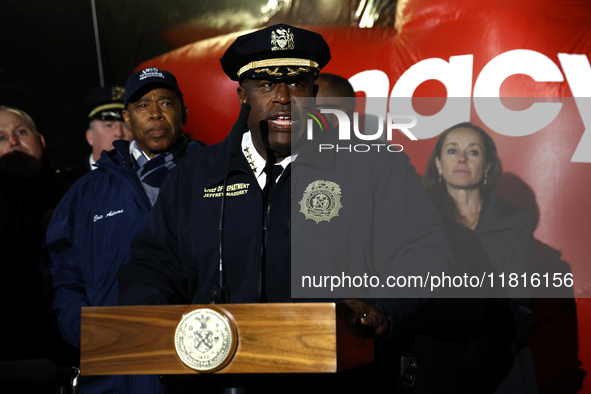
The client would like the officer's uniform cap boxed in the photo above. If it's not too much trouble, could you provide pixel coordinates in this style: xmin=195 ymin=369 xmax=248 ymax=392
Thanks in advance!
xmin=80 ymin=85 xmax=125 ymax=122
xmin=220 ymin=24 xmax=331 ymax=82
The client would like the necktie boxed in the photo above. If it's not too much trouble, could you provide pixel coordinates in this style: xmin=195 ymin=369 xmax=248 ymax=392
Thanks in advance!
xmin=260 ymin=163 xmax=284 ymax=302
xmin=263 ymin=163 xmax=284 ymax=205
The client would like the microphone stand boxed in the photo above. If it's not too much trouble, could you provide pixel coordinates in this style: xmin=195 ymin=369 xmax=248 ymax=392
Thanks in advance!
xmin=209 ymin=103 xmax=250 ymax=304
xmin=209 ymin=153 xmax=232 ymax=304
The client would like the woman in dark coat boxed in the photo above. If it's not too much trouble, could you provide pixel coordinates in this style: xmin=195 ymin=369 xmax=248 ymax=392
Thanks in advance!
xmin=399 ymin=122 xmax=538 ymax=394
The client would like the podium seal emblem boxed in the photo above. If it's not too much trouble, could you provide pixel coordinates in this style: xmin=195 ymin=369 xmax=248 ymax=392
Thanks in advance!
xmin=175 ymin=308 xmax=237 ymax=372
xmin=299 ymin=180 xmax=343 ymax=223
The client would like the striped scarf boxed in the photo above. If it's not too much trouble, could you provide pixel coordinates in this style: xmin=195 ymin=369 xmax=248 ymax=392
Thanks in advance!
xmin=129 ymin=137 xmax=189 ymax=206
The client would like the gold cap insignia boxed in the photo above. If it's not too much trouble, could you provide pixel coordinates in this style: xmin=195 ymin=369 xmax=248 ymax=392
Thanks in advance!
xmin=254 ymin=67 xmax=283 ymax=77
xmin=111 ymin=86 xmax=125 ymax=101
xmin=271 ymin=27 xmax=294 ymax=51
xmin=88 ymin=103 xmax=124 ymax=119
xmin=299 ymin=180 xmax=343 ymax=224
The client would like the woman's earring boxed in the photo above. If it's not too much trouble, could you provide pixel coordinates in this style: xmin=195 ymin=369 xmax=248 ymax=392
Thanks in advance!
xmin=438 ymin=175 xmax=442 ymax=183
xmin=484 ymin=174 xmax=488 ymax=185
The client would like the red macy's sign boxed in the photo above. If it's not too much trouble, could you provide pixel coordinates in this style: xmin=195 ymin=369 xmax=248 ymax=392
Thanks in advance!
xmin=350 ymin=50 xmax=591 ymax=162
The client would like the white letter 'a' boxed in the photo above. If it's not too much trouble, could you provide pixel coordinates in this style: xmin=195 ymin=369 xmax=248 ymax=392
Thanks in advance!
xmin=473 ymin=49 xmax=563 ymax=137
xmin=390 ymin=55 xmax=473 ymax=139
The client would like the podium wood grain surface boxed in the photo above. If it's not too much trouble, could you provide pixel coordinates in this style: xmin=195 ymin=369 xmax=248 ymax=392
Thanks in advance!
xmin=81 ymin=303 xmax=373 ymax=375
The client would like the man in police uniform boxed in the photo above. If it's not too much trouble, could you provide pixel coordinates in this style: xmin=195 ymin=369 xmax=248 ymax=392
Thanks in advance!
xmin=69 ymin=85 xmax=134 ymax=180
xmin=118 ymin=24 xmax=453 ymax=393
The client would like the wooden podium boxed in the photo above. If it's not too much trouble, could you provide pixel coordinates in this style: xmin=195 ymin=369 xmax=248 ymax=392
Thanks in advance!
xmin=80 ymin=303 xmax=373 ymax=376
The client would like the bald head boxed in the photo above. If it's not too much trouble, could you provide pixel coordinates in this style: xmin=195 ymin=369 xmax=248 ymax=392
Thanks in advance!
xmin=315 ymin=74 xmax=356 ymax=127
xmin=0 ymin=106 xmax=45 ymax=160
xmin=317 ymin=74 xmax=355 ymax=98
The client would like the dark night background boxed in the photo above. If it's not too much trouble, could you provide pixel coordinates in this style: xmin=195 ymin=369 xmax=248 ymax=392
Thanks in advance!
xmin=1 ymin=0 xmax=394 ymax=171
xmin=1 ymin=0 xmax=218 ymax=170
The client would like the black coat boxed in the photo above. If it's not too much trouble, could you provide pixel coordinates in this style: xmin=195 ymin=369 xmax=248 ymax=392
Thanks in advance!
xmin=0 ymin=153 xmax=78 ymax=393
xmin=399 ymin=193 xmax=538 ymax=394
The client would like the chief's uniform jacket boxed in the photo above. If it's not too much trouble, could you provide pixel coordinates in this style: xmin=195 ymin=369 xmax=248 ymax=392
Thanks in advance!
xmin=118 ymin=114 xmax=453 ymax=313
xmin=44 ymin=139 xmax=201 ymax=394
xmin=118 ymin=110 xmax=454 ymax=393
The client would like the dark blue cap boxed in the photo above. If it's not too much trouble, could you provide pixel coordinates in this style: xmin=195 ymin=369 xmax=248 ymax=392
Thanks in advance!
xmin=80 ymin=85 xmax=125 ymax=122
xmin=123 ymin=67 xmax=183 ymax=107
xmin=220 ymin=24 xmax=331 ymax=82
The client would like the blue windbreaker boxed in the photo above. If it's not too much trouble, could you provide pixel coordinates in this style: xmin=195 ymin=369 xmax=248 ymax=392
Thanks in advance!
xmin=44 ymin=138 xmax=202 ymax=394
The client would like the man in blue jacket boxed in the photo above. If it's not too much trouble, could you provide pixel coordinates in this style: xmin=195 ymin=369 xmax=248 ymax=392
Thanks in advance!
xmin=43 ymin=67 xmax=204 ymax=394
xmin=118 ymin=25 xmax=454 ymax=393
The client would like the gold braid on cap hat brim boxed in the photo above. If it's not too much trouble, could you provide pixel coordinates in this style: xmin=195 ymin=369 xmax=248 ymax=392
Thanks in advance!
xmin=89 ymin=103 xmax=125 ymax=119
xmin=238 ymin=58 xmax=319 ymax=78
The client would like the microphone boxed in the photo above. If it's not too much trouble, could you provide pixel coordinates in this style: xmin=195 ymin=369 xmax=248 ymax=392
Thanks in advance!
xmin=210 ymin=103 xmax=251 ymax=304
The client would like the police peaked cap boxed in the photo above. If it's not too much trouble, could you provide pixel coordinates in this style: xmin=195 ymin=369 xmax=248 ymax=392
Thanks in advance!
xmin=80 ymin=85 xmax=125 ymax=122
xmin=220 ymin=24 xmax=331 ymax=82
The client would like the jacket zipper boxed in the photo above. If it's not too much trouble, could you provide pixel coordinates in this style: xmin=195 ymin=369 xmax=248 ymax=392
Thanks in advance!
xmin=258 ymin=182 xmax=276 ymax=302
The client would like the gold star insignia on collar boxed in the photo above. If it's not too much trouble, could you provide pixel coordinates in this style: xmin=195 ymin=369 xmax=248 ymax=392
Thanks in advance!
xmin=244 ymin=147 xmax=257 ymax=173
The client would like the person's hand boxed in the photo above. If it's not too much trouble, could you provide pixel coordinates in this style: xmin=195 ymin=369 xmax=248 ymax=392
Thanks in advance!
xmin=337 ymin=299 xmax=390 ymax=338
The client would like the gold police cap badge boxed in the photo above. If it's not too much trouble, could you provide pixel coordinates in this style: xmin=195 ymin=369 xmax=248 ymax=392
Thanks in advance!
xmin=271 ymin=27 xmax=294 ymax=51
xmin=111 ymin=86 xmax=125 ymax=101
xmin=174 ymin=308 xmax=237 ymax=372
xmin=299 ymin=180 xmax=343 ymax=224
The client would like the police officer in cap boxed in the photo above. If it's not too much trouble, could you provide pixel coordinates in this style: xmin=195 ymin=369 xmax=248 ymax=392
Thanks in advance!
xmin=118 ymin=24 xmax=380 ymax=393
xmin=119 ymin=24 xmax=452 ymax=393
xmin=220 ymin=25 xmax=393 ymax=333
xmin=70 ymin=85 xmax=134 ymax=181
